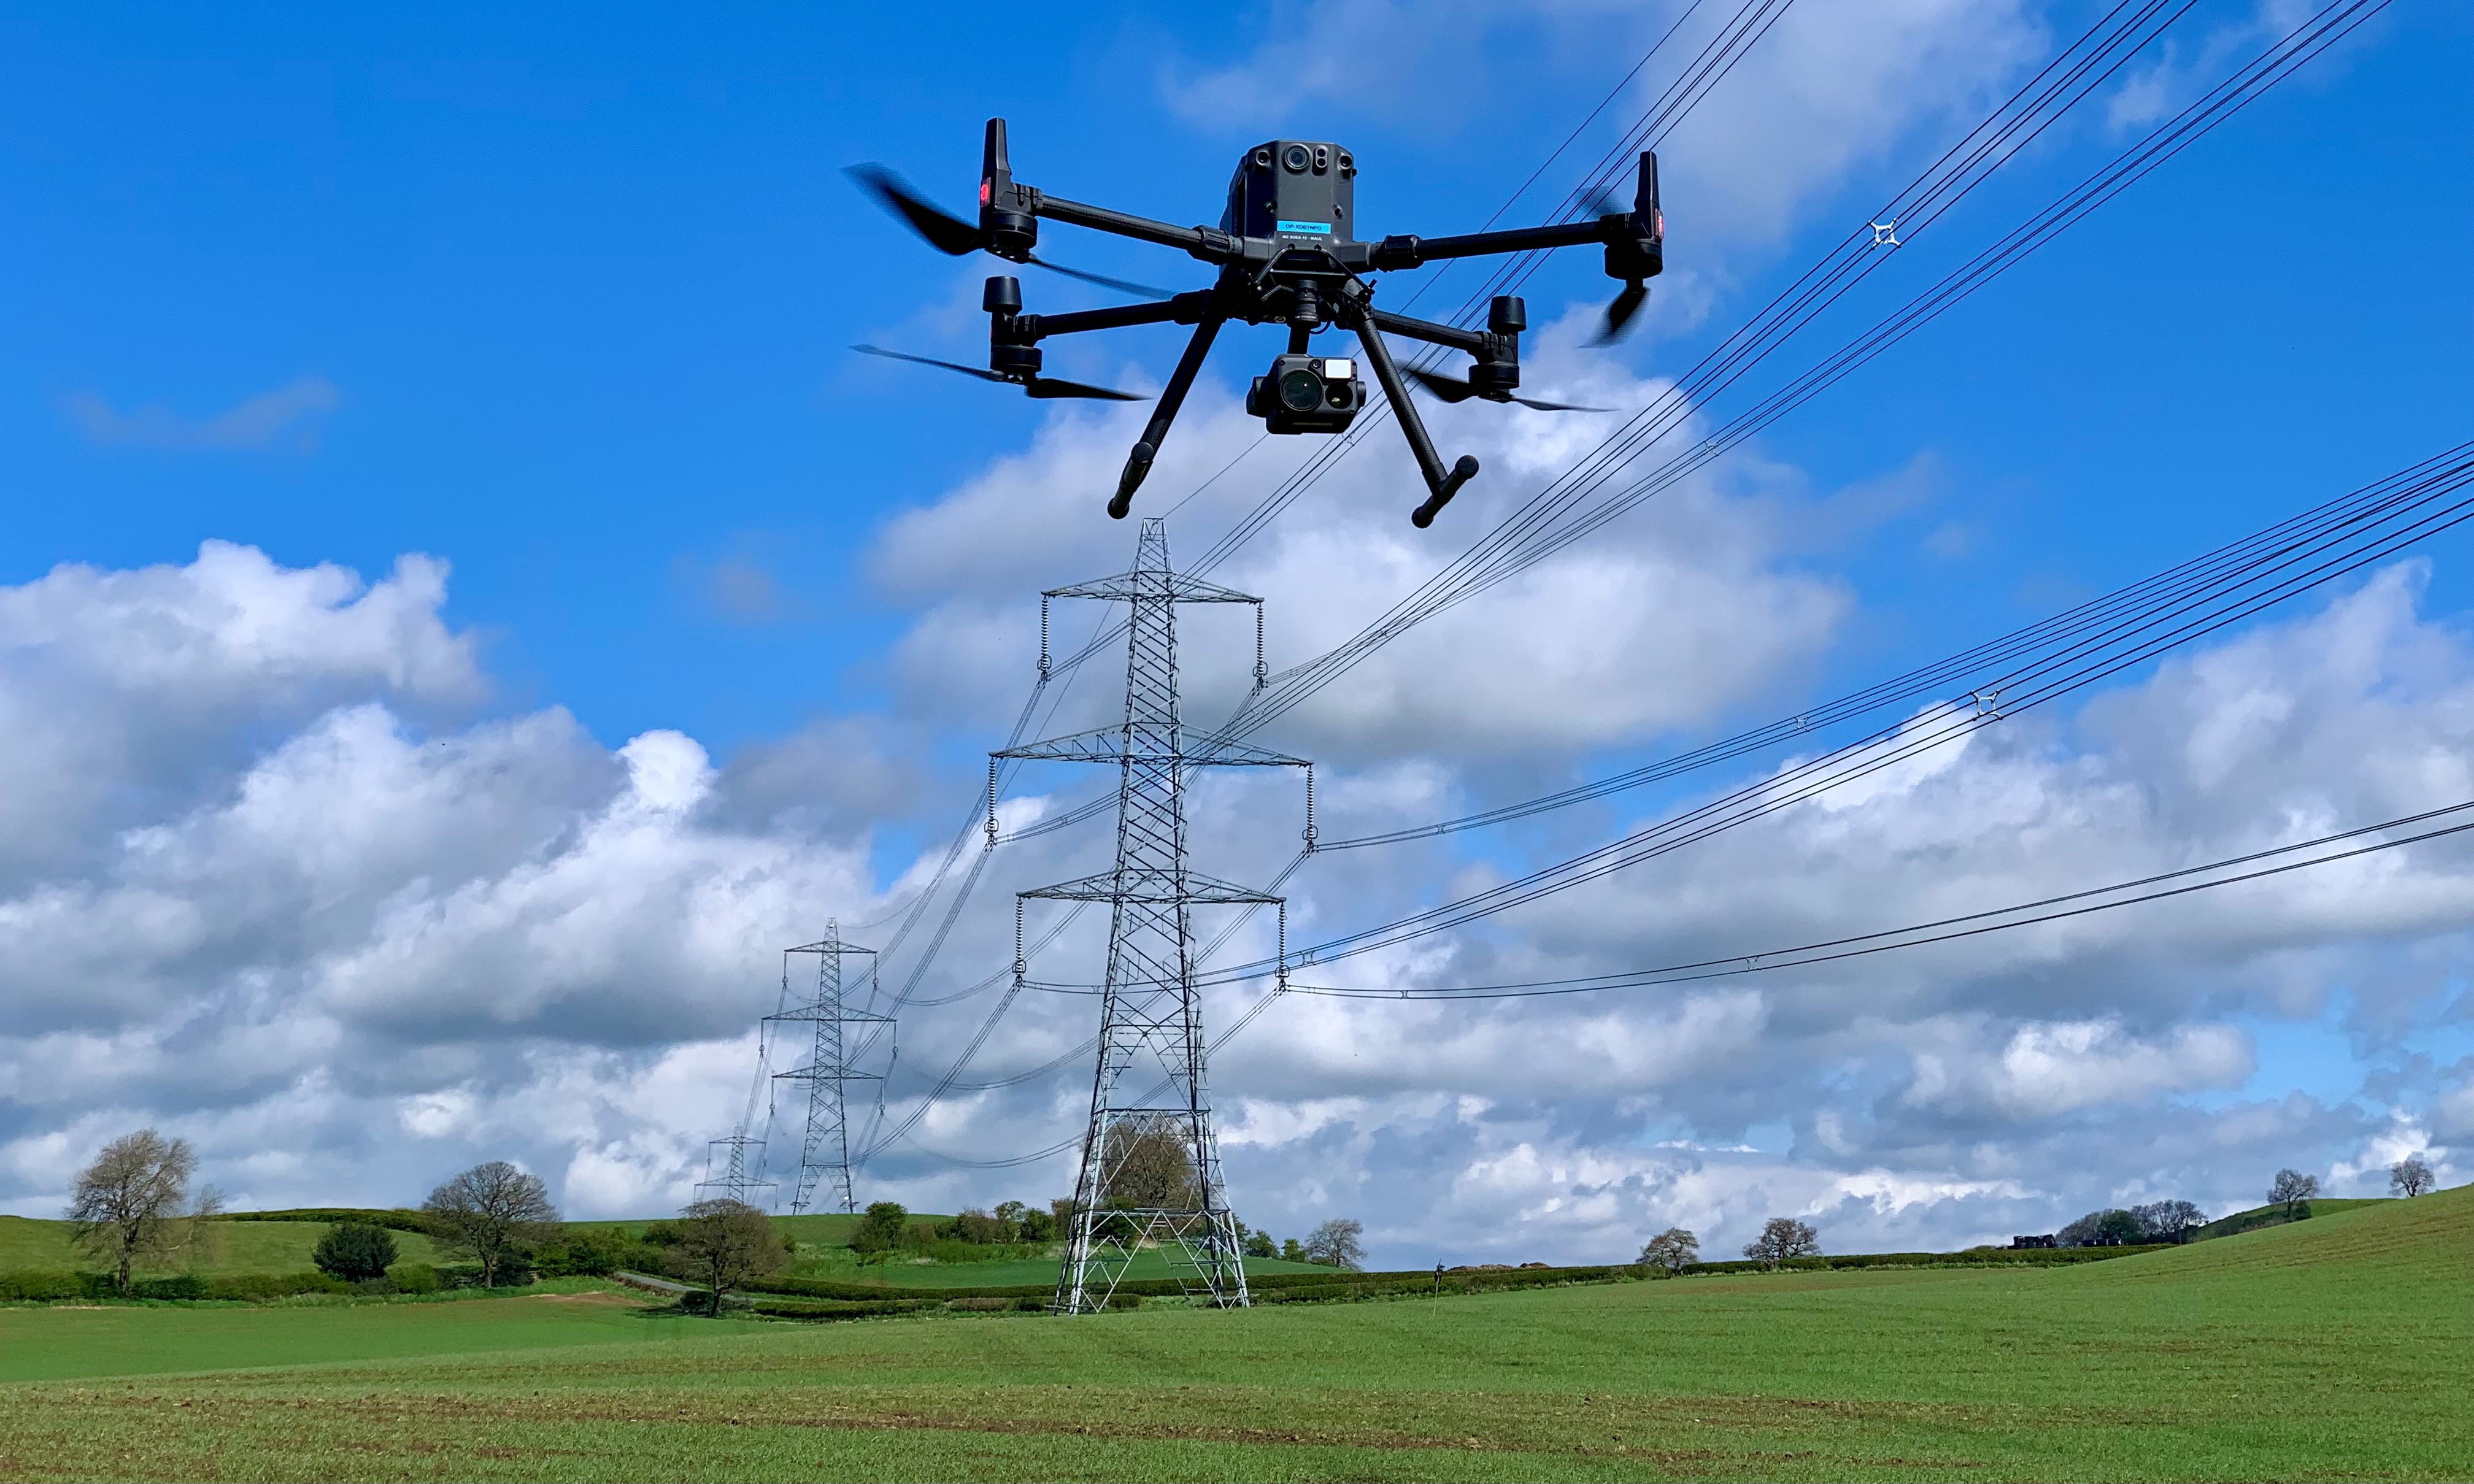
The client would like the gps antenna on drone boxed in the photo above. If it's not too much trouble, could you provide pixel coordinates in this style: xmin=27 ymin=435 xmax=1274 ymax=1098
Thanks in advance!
xmin=849 ymin=120 xmax=1666 ymax=528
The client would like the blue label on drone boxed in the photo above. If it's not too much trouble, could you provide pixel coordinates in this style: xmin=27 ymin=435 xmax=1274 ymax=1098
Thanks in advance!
xmin=1276 ymin=220 xmax=1332 ymax=235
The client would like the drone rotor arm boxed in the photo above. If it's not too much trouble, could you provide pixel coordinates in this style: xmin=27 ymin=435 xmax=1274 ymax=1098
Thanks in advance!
xmin=1016 ymin=290 xmax=1217 ymax=342
xmin=1362 ymin=307 xmax=1487 ymax=355
xmin=1033 ymin=194 xmax=1244 ymax=266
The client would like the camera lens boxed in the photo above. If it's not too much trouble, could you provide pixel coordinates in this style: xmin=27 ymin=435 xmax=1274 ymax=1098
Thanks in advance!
xmin=1278 ymin=369 xmax=1323 ymax=412
xmin=1282 ymin=144 xmax=1311 ymax=173
xmin=1325 ymin=382 xmax=1354 ymax=410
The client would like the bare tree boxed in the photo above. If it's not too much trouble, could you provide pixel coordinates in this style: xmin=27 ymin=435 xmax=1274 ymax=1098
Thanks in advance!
xmin=2268 ymin=1168 xmax=2319 ymax=1220
xmin=1636 ymin=1227 xmax=1700 ymax=1275
xmin=1100 ymin=1114 xmax=1201 ymax=1210
xmin=67 ymin=1129 xmax=222 ymax=1294
xmin=1303 ymin=1218 xmax=1365 ymax=1270
xmin=1742 ymin=1217 xmax=1821 ymax=1269
xmin=2389 ymin=1154 xmax=2435 ymax=1198
xmin=669 ymin=1199 xmax=786 ymax=1315
xmin=423 ymin=1161 xmax=558 ymax=1286
xmin=2130 ymin=1199 xmax=2206 ymax=1244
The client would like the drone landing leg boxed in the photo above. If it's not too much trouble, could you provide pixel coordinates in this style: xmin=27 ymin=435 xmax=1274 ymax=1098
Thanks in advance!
xmin=1352 ymin=322 xmax=1479 ymax=528
xmin=1111 ymin=315 xmax=1225 ymax=519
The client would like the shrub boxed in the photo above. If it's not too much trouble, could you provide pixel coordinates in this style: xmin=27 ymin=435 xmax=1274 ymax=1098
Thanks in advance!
xmin=535 ymin=1226 xmax=653 ymax=1278
xmin=850 ymin=1202 xmax=909 ymax=1255
xmin=0 ymin=1271 xmax=90 ymax=1301
xmin=390 ymin=1263 xmax=441 ymax=1294
xmin=129 ymin=1274 xmax=209 ymax=1301
xmin=202 ymin=1271 xmax=350 ymax=1301
xmin=314 ymin=1221 xmax=400 ymax=1282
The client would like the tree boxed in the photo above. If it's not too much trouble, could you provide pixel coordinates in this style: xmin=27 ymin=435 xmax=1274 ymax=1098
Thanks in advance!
xmin=67 ymin=1130 xmax=222 ymax=1294
xmin=422 ymin=1161 xmax=557 ymax=1286
xmin=1636 ymin=1227 xmax=1700 ymax=1275
xmin=1242 ymin=1229 xmax=1276 ymax=1258
xmin=2059 ymin=1208 xmax=2145 ymax=1247
xmin=1303 ymin=1218 xmax=1365 ymax=1270
xmin=851 ymin=1201 xmax=909 ymax=1254
xmin=2268 ymin=1168 xmax=2319 ymax=1219
xmin=2129 ymin=1200 xmax=2205 ymax=1244
xmin=1280 ymin=1237 xmax=1305 ymax=1262
xmin=1101 ymin=1115 xmax=1201 ymax=1210
xmin=668 ymin=1199 xmax=786 ymax=1315
xmin=313 ymin=1221 xmax=400 ymax=1283
xmin=2389 ymin=1155 xmax=2435 ymax=1198
xmin=1741 ymin=1217 xmax=1820 ymax=1269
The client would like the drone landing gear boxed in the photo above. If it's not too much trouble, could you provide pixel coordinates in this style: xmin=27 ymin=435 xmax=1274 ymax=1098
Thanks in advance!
xmin=1111 ymin=314 xmax=1227 ymax=519
xmin=1347 ymin=318 xmax=1478 ymax=528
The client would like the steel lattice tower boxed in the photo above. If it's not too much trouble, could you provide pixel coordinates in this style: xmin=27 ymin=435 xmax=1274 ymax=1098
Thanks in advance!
xmin=768 ymin=924 xmax=895 ymax=1215
xmin=997 ymin=518 xmax=1307 ymax=1313
xmin=693 ymin=1129 xmax=774 ymax=1206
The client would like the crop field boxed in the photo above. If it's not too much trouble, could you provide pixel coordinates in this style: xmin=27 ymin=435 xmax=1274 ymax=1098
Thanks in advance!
xmin=0 ymin=1187 xmax=2464 ymax=1482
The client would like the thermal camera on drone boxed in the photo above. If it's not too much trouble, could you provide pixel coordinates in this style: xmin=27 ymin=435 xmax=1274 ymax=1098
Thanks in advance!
xmin=849 ymin=120 xmax=1665 ymax=528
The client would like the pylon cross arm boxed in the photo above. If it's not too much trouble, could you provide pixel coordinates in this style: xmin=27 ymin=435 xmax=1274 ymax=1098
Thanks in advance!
xmin=1023 ymin=869 xmax=1284 ymax=905
xmin=994 ymin=727 xmax=1306 ymax=769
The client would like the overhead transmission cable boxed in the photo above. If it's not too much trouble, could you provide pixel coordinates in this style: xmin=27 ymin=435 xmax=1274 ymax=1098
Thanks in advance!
xmin=1291 ymin=798 xmax=2474 ymax=1001
xmin=855 ymin=0 xmax=2249 ymax=1165
xmin=1223 ymin=0 xmax=2385 ymax=740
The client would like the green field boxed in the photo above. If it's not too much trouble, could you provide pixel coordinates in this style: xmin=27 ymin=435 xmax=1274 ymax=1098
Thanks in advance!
xmin=0 ymin=1216 xmax=447 ymax=1276
xmin=0 ymin=1186 xmax=2465 ymax=1481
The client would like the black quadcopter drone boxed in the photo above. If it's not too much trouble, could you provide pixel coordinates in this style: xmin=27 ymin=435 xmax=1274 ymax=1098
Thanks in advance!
xmin=849 ymin=120 xmax=1665 ymax=528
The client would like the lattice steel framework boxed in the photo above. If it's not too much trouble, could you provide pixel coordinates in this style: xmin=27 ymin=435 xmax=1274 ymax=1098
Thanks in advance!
xmin=997 ymin=518 xmax=1307 ymax=1313
xmin=768 ymin=925 xmax=895 ymax=1215
xmin=693 ymin=1129 xmax=774 ymax=1207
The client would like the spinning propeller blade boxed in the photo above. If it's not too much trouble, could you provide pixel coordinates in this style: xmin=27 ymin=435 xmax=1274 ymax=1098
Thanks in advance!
xmin=1405 ymin=366 xmax=1607 ymax=413
xmin=845 ymin=165 xmax=985 ymax=256
xmin=1403 ymin=366 xmax=1479 ymax=404
xmin=1592 ymin=280 xmax=1649 ymax=345
xmin=1025 ymin=377 xmax=1145 ymax=402
xmin=1025 ymin=255 xmax=1174 ymax=299
xmin=850 ymin=343 xmax=1007 ymax=382
xmin=850 ymin=345 xmax=1145 ymax=402
xmin=847 ymin=166 xmax=1170 ymax=299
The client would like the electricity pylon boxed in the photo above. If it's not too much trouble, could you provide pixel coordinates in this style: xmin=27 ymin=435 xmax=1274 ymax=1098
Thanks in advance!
xmin=768 ymin=924 xmax=894 ymax=1215
xmin=996 ymin=518 xmax=1308 ymax=1313
xmin=693 ymin=1129 xmax=774 ymax=1207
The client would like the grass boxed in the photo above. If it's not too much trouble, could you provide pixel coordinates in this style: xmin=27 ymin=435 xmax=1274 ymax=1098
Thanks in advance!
xmin=787 ymin=1249 xmax=1335 ymax=1289
xmin=0 ymin=1185 xmax=2464 ymax=1481
xmin=2189 ymin=1196 xmax=2383 ymax=1242
xmin=0 ymin=1217 xmax=447 ymax=1277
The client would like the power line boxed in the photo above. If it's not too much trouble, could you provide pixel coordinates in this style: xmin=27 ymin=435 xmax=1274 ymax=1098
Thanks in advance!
xmin=1292 ymin=799 xmax=2474 ymax=1001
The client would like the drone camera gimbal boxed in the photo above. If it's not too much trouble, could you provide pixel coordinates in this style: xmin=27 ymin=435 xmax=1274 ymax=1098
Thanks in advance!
xmin=850 ymin=118 xmax=1666 ymax=528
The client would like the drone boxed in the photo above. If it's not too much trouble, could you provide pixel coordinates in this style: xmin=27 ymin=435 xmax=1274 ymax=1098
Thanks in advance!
xmin=849 ymin=120 xmax=1665 ymax=528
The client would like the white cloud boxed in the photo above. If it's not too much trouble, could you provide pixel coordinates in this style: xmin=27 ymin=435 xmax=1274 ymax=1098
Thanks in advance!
xmin=67 ymin=375 xmax=341 ymax=452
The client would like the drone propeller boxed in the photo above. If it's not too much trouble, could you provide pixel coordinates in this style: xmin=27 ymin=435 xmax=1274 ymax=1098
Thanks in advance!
xmin=844 ymin=164 xmax=1173 ymax=298
xmin=1590 ymin=280 xmax=1650 ymax=346
xmin=1404 ymin=365 xmax=1608 ymax=413
xmin=850 ymin=344 xmax=1145 ymax=402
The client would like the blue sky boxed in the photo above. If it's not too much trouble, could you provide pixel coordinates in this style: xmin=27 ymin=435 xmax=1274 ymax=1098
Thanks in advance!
xmin=2 ymin=1 xmax=2470 ymax=1261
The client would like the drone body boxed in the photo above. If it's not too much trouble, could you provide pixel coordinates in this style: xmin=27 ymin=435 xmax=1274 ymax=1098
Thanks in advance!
xmin=853 ymin=121 xmax=1665 ymax=527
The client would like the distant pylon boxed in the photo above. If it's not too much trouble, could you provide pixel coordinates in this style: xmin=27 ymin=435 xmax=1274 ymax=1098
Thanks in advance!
xmin=693 ymin=1129 xmax=775 ymax=1207
xmin=996 ymin=518 xmax=1308 ymax=1313
xmin=768 ymin=923 xmax=895 ymax=1215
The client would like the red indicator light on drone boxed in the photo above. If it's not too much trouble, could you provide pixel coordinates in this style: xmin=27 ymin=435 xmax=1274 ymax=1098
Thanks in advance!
xmin=979 ymin=180 xmax=991 ymax=204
